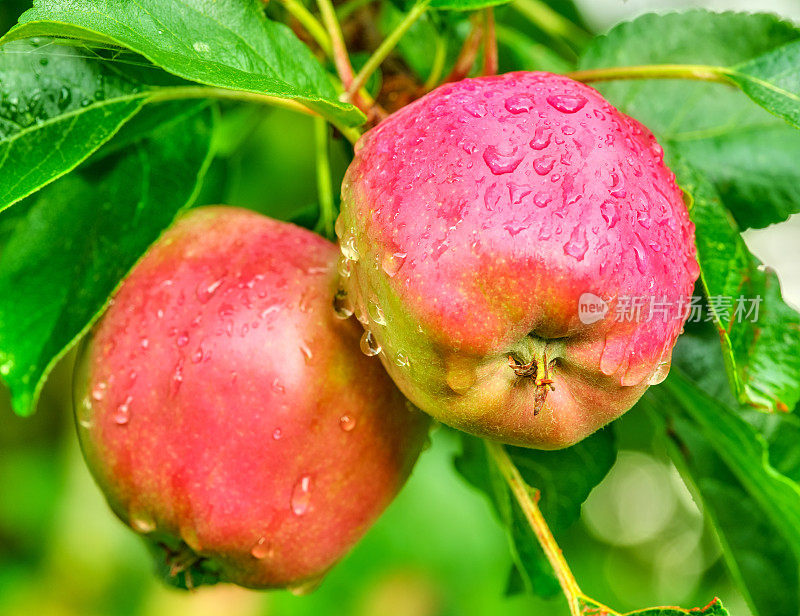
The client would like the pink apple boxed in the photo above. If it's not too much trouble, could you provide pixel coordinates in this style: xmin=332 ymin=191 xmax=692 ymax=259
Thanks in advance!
xmin=338 ymin=72 xmax=698 ymax=449
xmin=73 ymin=207 xmax=430 ymax=590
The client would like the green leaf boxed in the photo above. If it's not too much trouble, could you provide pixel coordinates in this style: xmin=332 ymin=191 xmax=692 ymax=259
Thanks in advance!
xmin=578 ymin=10 xmax=800 ymax=229
xmin=673 ymin=159 xmax=800 ymax=413
xmin=455 ymin=430 xmax=615 ymax=599
xmin=731 ymin=40 xmax=800 ymax=129
xmin=496 ymin=24 xmax=571 ymax=74
xmin=2 ymin=0 xmax=364 ymax=127
xmin=654 ymin=369 xmax=800 ymax=564
xmin=0 ymin=103 xmax=215 ymax=417
xmin=0 ymin=39 xmax=152 ymax=213
xmin=643 ymin=327 xmax=800 ymax=616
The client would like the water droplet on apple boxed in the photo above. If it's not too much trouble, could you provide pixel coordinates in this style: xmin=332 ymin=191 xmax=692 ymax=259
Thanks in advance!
xmin=333 ymin=289 xmax=354 ymax=319
xmin=291 ymin=475 xmax=312 ymax=515
xmin=337 ymin=255 xmax=352 ymax=278
xmin=77 ymin=396 xmax=94 ymax=428
xmin=288 ymin=576 xmax=323 ymax=596
xmin=113 ymin=396 xmax=132 ymax=425
xmin=600 ymin=200 xmax=618 ymax=228
xmin=533 ymin=192 xmax=551 ymax=208
xmin=381 ymin=252 xmax=406 ymax=277
xmin=131 ymin=511 xmax=156 ymax=533
xmin=176 ymin=331 xmax=189 ymax=347
xmin=547 ymin=94 xmax=587 ymax=114
xmin=368 ymin=302 xmax=386 ymax=326
xmin=648 ymin=361 xmax=671 ymax=385
xmin=533 ymin=156 xmax=555 ymax=176
xmin=483 ymin=145 xmax=523 ymax=175
xmin=563 ymin=228 xmax=588 ymax=261
xmin=334 ymin=214 xmax=345 ymax=239
xmin=340 ymin=236 xmax=359 ymax=262
xmin=339 ymin=414 xmax=357 ymax=431
xmin=195 ymin=277 xmax=224 ymax=303
xmin=299 ymin=342 xmax=313 ymax=364
xmin=360 ymin=330 xmax=381 ymax=356
xmin=530 ymin=126 xmax=551 ymax=150
xmin=251 ymin=537 xmax=273 ymax=559
xmin=272 ymin=428 xmax=282 ymax=440
xmin=91 ymin=381 xmax=107 ymax=401
xmin=395 ymin=352 xmax=409 ymax=367
xmin=271 ymin=378 xmax=285 ymax=393
xmin=504 ymin=94 xmax=535 ymax=114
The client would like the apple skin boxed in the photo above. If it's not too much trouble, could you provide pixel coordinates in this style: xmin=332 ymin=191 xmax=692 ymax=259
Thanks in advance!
xmin=73 ymin=206 xmax=430 ymax=590
xmin=338 ymin=71 xmax=699 ymax=449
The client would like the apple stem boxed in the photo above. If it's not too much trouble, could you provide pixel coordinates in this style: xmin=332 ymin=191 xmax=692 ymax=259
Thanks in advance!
xmin=486 ymin=440 xmax=583 ymax=616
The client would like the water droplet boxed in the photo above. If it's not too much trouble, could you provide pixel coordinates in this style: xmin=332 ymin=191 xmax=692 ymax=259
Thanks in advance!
xmin=340 ymin=236 xmax=359 ymax=262
xmin=504 ymin=94 xmax=535 ymax=114
xmin=483 ymin=145 xmax=523 ymax=175
xmin=368 ymin=302 xmax=386 ymax=326
xmin=91 ymin=381 xmax=107 ymax=401
xmin=288 ymin=576 xmax=324 ymax=596
xmin=394 ymin=352 xmax=409 ymax=367
xmin=464 ymin=101 xmax=487 ymax=117
xmin=196 ymin=277 xmax=224 ymax=303
xmin=334 ymin=215 xmax=345 ymax=239
xmin=171 ymin=359 xmax=184 ymax=396
xmin=563 ymin=227 xmax=588 ymax=261
xmin=339 ymin=415 xmax=357 ymax=431
xmin=176 ymin=331 xmax=189 ymax=347
xmin=299 ymin=342 xmax=313 ymax=363
xmin=547 ymin=94 xmax=587 ymax=114
xmin=271 ymin=378 xmax=285 ymax=393
xmin=533 ymin=156 xmax=555 ymax=176
xmin=529 ymin=127 xmax=551 ymax=150
xmin=381 ymin=252 xmax=406 ymax=277
xmin=610 ymin=188 xmax=627 ymax=199
xmin=508 ymin=183 xmax=532 ymax=204
xmin=251 ymin=537 xmax=273 ymax=559
xmin=445 ymin=361 xmax=476 ymax=394
xmin=333 ymin=289 xmax=354 ymax=319
xmin=534 ymin=192 xmax=551 ymax=208
xmin=191 ymin=345 xmax=204 ymax=364
xmin=192 ymin=41 xmax=211 ymax=53
xmin=218 ymin=303 xmax=235 ymax=318
xmin=561 ymin=125 xmax=576 ymax=135
xmin=131 ymin=512 xmax=156 ymax=533
xmin=77 ymin=396 xmax=94 ymax=428
xmin=360 ymin=330 xmax=381 ymax=356
xmin=632 ymin=244 xmax=647 ymax=274
xmin=140 ymin=337 xmax=149 ymax=349
xmin=600 ymin=200 xmax=619 ymax=228
xmin=113 ymin=396 xmax=132 ymax=425
xmin=291 ymin=475 xmax=312 ymax=515
xmin=272 ymin=428 xmax=283 ymax=440
xmin=58 ymin=86 xmax=72 ymax=108
xmin=337 ymin=255 xmax=352 ymax=278
xmin=649 ymin=361 xmax=671 ymax=385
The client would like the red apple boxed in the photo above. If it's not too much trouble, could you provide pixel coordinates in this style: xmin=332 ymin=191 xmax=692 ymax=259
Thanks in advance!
xmin=73 ymin=207 xmax=429 ymax=590
xmin=338 ymin=72 xmax=698 ymax=449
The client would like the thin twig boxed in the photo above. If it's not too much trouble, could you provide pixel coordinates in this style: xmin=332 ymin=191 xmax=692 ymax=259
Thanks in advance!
xmin=345 ymin=0 xmax=432 ymax=100
xmin=482 ymin=8 xmax=498 ymax=76
xmin=443 ymin=15 xmax=483 ymax=83
xmin=313 ymin=117 xmax=336 ymax=240
xmin=317 ymin=0 xmax=357 ymax=89
xmin=278 ymin=0 xmax=332 ymax=56
xmin=485 ymin=441 xmax=583 ymax=616
xmin=567 ymin=64 xmax=731 ymax=85
xmin=423 ymin=33 xmax=447 ymax=91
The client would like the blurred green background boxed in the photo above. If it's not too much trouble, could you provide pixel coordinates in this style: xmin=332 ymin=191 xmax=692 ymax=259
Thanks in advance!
xmin=2 ymin=1 xmax=799 ymax=615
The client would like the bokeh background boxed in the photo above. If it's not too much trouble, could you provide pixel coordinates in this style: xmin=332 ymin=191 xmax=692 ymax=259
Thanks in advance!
xmin=1 ymin=1 xmax=799 ymax=615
